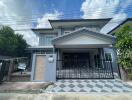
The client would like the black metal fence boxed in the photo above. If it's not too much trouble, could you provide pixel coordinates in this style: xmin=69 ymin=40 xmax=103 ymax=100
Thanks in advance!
xmin=56 ymin=59 xmax=114 ymax=79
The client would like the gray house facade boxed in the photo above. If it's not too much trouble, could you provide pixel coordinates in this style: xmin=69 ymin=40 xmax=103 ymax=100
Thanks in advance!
xmin=28 ymin=19 xmax=120 ymax=82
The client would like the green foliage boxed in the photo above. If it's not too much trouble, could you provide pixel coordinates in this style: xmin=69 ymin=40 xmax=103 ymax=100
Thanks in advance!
xmin=114 ymin=24 xmax=132 ymax=68
xmin=0 ymin=26 xmax=29 ymax=57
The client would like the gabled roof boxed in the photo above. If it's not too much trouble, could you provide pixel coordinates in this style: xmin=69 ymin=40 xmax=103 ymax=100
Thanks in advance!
xmin=49 ymin=18 xmax=111 ymax=22
xmin=49 ymin=18 xmax=111 ymax=29
xmin=107 ymin=18 xmax=132 ymax=34
xmin=52 ymin=27 xmax=116 ymax=44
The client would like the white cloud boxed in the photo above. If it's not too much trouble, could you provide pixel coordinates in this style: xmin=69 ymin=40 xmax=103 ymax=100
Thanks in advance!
xmin=80 ymin=0 xmax=131 ymax=34
xmin=36 ymin=11 xmax=62 ymax=28
xmin=100 ymin=0 xmax=132 ymax=34
xmin=81 ymin=0 xmax=120 ymax=19
xmin=0 ymin=0 xmax=62 ymax=46
xmin=15 ymin=25 xmax=39 ymax=46
xmin=0 ymin=1 xmax=7 ymax=8
xmin=0 ymin=0 xmax=38 ymax=46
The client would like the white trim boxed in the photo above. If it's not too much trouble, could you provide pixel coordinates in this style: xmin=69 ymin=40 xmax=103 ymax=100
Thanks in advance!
xmin=28 ymin=46 xmax=53 ymax=49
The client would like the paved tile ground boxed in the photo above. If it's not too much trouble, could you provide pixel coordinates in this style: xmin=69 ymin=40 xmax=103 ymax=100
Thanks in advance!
xmin=49 ymin=79 xmax=132 ymax=93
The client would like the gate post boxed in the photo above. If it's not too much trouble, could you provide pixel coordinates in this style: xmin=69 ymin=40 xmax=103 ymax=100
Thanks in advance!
xmin=7 ymin=60 xmax=13 ymax=81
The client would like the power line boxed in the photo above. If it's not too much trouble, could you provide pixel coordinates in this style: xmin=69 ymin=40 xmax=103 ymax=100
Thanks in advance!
xmin=1 ymin=4 xmax=132 ymax=20
xmin=0 ymin=5 xmax=131 ymax=27
xmin=0 ymin=19 xmax=128 ymax=27
xmin=0 ymin=3 xmax=131 ymax=18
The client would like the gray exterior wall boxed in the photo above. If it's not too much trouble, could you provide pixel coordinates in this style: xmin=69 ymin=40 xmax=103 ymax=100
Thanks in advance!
xmin=38 ymin=25 xmax=102 ymax=46
xmin=31 ymin=54 xmax=56 ymax=82
xmin=103 ymin=47 xmax=118 ymax=74
xmin=61 ymin=26 xmax=101 ymax=35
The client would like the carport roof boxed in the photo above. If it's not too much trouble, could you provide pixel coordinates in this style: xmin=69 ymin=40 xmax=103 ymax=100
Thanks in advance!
xmin=52 ymin=27 xmax=116 ymax=44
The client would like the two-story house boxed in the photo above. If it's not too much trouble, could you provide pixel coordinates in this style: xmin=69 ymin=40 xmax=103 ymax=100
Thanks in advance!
xmin=28 ymin=18 xmax=123 ymax=82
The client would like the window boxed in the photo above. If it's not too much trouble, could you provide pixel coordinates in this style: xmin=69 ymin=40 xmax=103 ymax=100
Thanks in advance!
xmin=45 ymin=35 xmax=55 ymax=46
xmin=39 ymin=34 xmax=56 ymax=46
xmin=105 ymin=53 xmax=112 ymax=61
xmin=64 ymin=31 xmax=70 ymax=34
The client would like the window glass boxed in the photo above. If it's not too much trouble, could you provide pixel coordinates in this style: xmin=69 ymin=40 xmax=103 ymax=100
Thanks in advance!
xmin=105 ymin=53 xmax=112 ymax=61
xmin=39 ymin=34 xmax=56 ymax=46
xmin=64 ymin=31 xmax=70 ymax=34
xmin=45 ymin=35 xmax=55 ymax=46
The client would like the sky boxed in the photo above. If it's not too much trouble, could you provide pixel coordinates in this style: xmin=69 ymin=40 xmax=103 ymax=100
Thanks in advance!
xmin=0 ymin=0 xmax=132 ymax=46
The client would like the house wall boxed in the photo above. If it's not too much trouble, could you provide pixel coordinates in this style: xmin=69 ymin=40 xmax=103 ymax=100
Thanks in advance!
xmin=61 ymin=26 xmax=101 ymax=35
xmin=38 ymin=25 xmax=102 ymax=46
xmin=54 ymin=33 xmax=113 ymax=47
xmin=31 ymin=54 xmax=56 ymax=82
xmin=103 ymin=47 xmax=119 ymax=75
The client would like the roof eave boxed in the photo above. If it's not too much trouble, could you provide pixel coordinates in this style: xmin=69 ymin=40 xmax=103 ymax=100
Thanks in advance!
xmin=49 ymin=18 xmax=112 ymax=29
xmin=31 ymin=28 xmax=53 ymax=31
xmin=49 ymin=18 xmax=112 ymax=23
xmin=107 ymin=18 xmax=132 ymax=34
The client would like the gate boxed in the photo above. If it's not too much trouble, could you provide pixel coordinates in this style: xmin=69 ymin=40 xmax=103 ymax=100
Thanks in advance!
xmin=56 ymin=53 xmax=114 ymax=79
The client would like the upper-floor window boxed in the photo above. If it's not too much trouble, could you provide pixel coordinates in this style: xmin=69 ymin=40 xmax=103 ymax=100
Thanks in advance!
xmin=45 ymin=35 xmax=54 ymax=45
xmin=39 ymin=34 xmax=56 ymax=46
xmin=64 ymin=31 xmax=71 ymax=34
xmin=75 ymin=26 xmax=100 ymax=32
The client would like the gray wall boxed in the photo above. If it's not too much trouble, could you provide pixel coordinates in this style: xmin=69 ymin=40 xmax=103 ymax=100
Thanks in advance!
xmin=61 ymin=26 xmax=101 ymax=35
xmin=38 ymin=25 xmax=102 ymax=46
xmin=103 ymin=47 xmax=118 ymax=74
xmin=31 ymin=54 xmax=56 ymax=82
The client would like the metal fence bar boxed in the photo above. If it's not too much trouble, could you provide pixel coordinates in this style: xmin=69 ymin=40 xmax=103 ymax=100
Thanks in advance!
xmin=56 ymin=59 xmax=114 ymax=79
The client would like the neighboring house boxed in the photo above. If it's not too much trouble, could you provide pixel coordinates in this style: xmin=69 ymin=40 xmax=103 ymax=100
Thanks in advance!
xmin=27 ymin=18 xmax=131 ymax=82
xmin=0 ymin=55 xmax=11 ymax=60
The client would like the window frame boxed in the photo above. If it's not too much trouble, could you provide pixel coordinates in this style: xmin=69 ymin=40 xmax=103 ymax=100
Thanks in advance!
xmin=45 ymin=35 xmax=55 ymax=46
xmin=64 ymin=31 xmax=71 ymax=34
xmin=104 ymin=52 xmax=112 ymax=62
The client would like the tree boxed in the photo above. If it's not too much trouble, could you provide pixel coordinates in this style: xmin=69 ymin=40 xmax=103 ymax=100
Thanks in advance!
xmin=114 ymin=24 xmax=132 ymax=68
xmin=0 ymin=26 xmax=29 ymax=57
